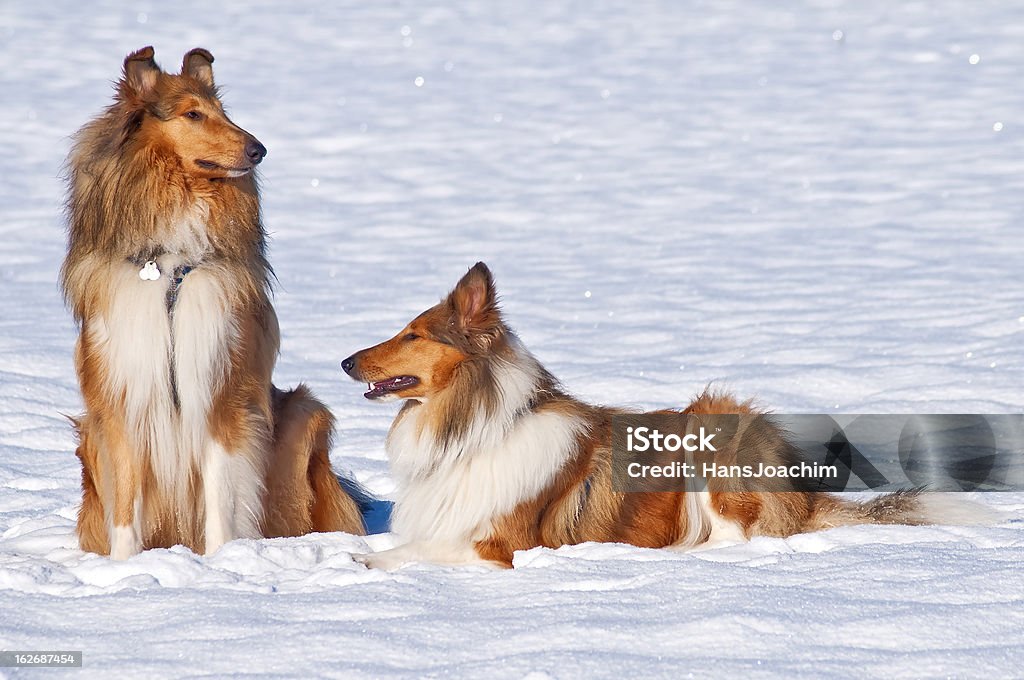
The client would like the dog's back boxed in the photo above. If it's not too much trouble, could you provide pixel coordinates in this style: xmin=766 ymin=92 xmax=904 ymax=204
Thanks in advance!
xmin=345 ymin=263 xmax=988 ymax=569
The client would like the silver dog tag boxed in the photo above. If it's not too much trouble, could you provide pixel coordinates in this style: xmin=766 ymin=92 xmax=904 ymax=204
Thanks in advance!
xmin=139 ymin=260 xmax=161 ymax=281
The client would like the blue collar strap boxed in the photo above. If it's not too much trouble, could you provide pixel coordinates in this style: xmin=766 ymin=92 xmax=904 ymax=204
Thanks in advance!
xmin=166 ymin=264 xmax=194 ymax=311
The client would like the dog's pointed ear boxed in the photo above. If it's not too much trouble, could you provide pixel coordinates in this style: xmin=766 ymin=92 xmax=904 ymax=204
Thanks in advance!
xmin=450 ymin=262 xmax=499 ymax=334
xmin=182 ymin=48 xmax=215 ymax=87
xmin=123 ymin=46 xmax=160 ymax=96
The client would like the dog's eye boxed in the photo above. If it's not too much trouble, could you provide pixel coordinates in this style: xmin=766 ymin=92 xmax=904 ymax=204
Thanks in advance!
xmin=184 ymin=110 xmax=203 ymax=121
xmin=403 ymin=333 xmax=420 ymax=342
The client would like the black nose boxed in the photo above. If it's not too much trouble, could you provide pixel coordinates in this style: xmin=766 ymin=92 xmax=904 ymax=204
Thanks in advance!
xmin=341 ymin=356 xmax=356 ymax=375
xmin=246 ymin=139 xmax=267 ymax=165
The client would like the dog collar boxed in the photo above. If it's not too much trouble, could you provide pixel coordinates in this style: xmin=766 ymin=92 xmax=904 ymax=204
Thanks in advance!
xmin=166 ymin=264 xmax=194 ymax=309
xmin=131 ymin=257 xmax=196 ymax=310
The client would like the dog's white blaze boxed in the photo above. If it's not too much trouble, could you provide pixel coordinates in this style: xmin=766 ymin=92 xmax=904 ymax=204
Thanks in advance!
xmin=388 ymin=337 xmax=584 ymax=544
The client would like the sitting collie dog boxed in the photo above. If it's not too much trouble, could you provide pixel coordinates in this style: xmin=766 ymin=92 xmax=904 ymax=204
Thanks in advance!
xmin=343 ymin=263 xmax=980 ymax=569
xmin=62 ymin=47 xmax=363 ymax=559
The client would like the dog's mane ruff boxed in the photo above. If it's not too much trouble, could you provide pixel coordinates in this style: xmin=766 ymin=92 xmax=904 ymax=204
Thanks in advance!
xmin=386 ymin=329 xmax=587 ymax=542
xmin=60 ymin=79 xmax=271 ymax=323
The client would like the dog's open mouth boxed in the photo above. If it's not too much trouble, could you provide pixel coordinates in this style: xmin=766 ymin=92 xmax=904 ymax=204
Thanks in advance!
xmin=195 ymin=159 xmax=253 ymax=177
xmin=365 ymin=376 xmax=419 ymax=399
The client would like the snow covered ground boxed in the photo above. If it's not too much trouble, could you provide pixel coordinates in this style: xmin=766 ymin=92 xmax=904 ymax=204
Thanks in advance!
xmin=2 ymin=0 xmax=1024 ymax=677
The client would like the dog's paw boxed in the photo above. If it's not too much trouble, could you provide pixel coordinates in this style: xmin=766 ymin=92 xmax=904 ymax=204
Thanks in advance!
xmin=351 ymin=552 xmax=374 ymax=567
xmin=353 ymin=549 xmax=411 ymax=571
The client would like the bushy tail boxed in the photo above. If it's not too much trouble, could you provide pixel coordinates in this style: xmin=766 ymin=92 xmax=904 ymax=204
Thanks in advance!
xmin=266 ymin=384 xmax=366 ymax=536
xmin=807 ymin=490 xmax=996 ymax=531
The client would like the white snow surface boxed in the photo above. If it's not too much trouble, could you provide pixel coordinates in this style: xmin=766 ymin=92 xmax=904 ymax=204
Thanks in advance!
xmin=2 ymin=1 xmax=1024 ymax=677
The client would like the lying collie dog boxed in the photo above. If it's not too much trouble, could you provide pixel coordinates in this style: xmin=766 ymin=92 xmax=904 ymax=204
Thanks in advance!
xmin=62 ymin=47 xmax=363 ymax=559
xmin=343 ymin=263 xmax=978 ymax=569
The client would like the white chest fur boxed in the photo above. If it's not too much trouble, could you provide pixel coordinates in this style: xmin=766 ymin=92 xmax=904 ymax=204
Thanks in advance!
xmin=386 ymin=344 xmax=584 ymax=544
xmin=87 ymin=252 xmax=237 ymax=496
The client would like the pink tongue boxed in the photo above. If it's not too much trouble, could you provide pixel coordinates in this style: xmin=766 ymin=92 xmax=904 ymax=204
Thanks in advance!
xmin=364 ymin=376 xmax=416 ymax=399
xmin=364 ymin=381 xmax=386 ymax=398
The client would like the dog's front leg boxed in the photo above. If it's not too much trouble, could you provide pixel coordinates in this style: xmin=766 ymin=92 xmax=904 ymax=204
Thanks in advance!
xmin=202 ymin=441 xmax=264 ymax=554
xmin=354 ymin=541 xmax=505 ymax=570
xmin=108 ymin=458 xmax=143 ymax=560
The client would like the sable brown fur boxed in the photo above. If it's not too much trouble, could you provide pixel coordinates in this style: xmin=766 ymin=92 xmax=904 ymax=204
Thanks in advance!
xmin=345 ymin=263 xmax=939 ymax=569
xmin=263 ymin=386 xmax=364 ymax=537
xmin=64 ymin=47 xmax=363 ymax=557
